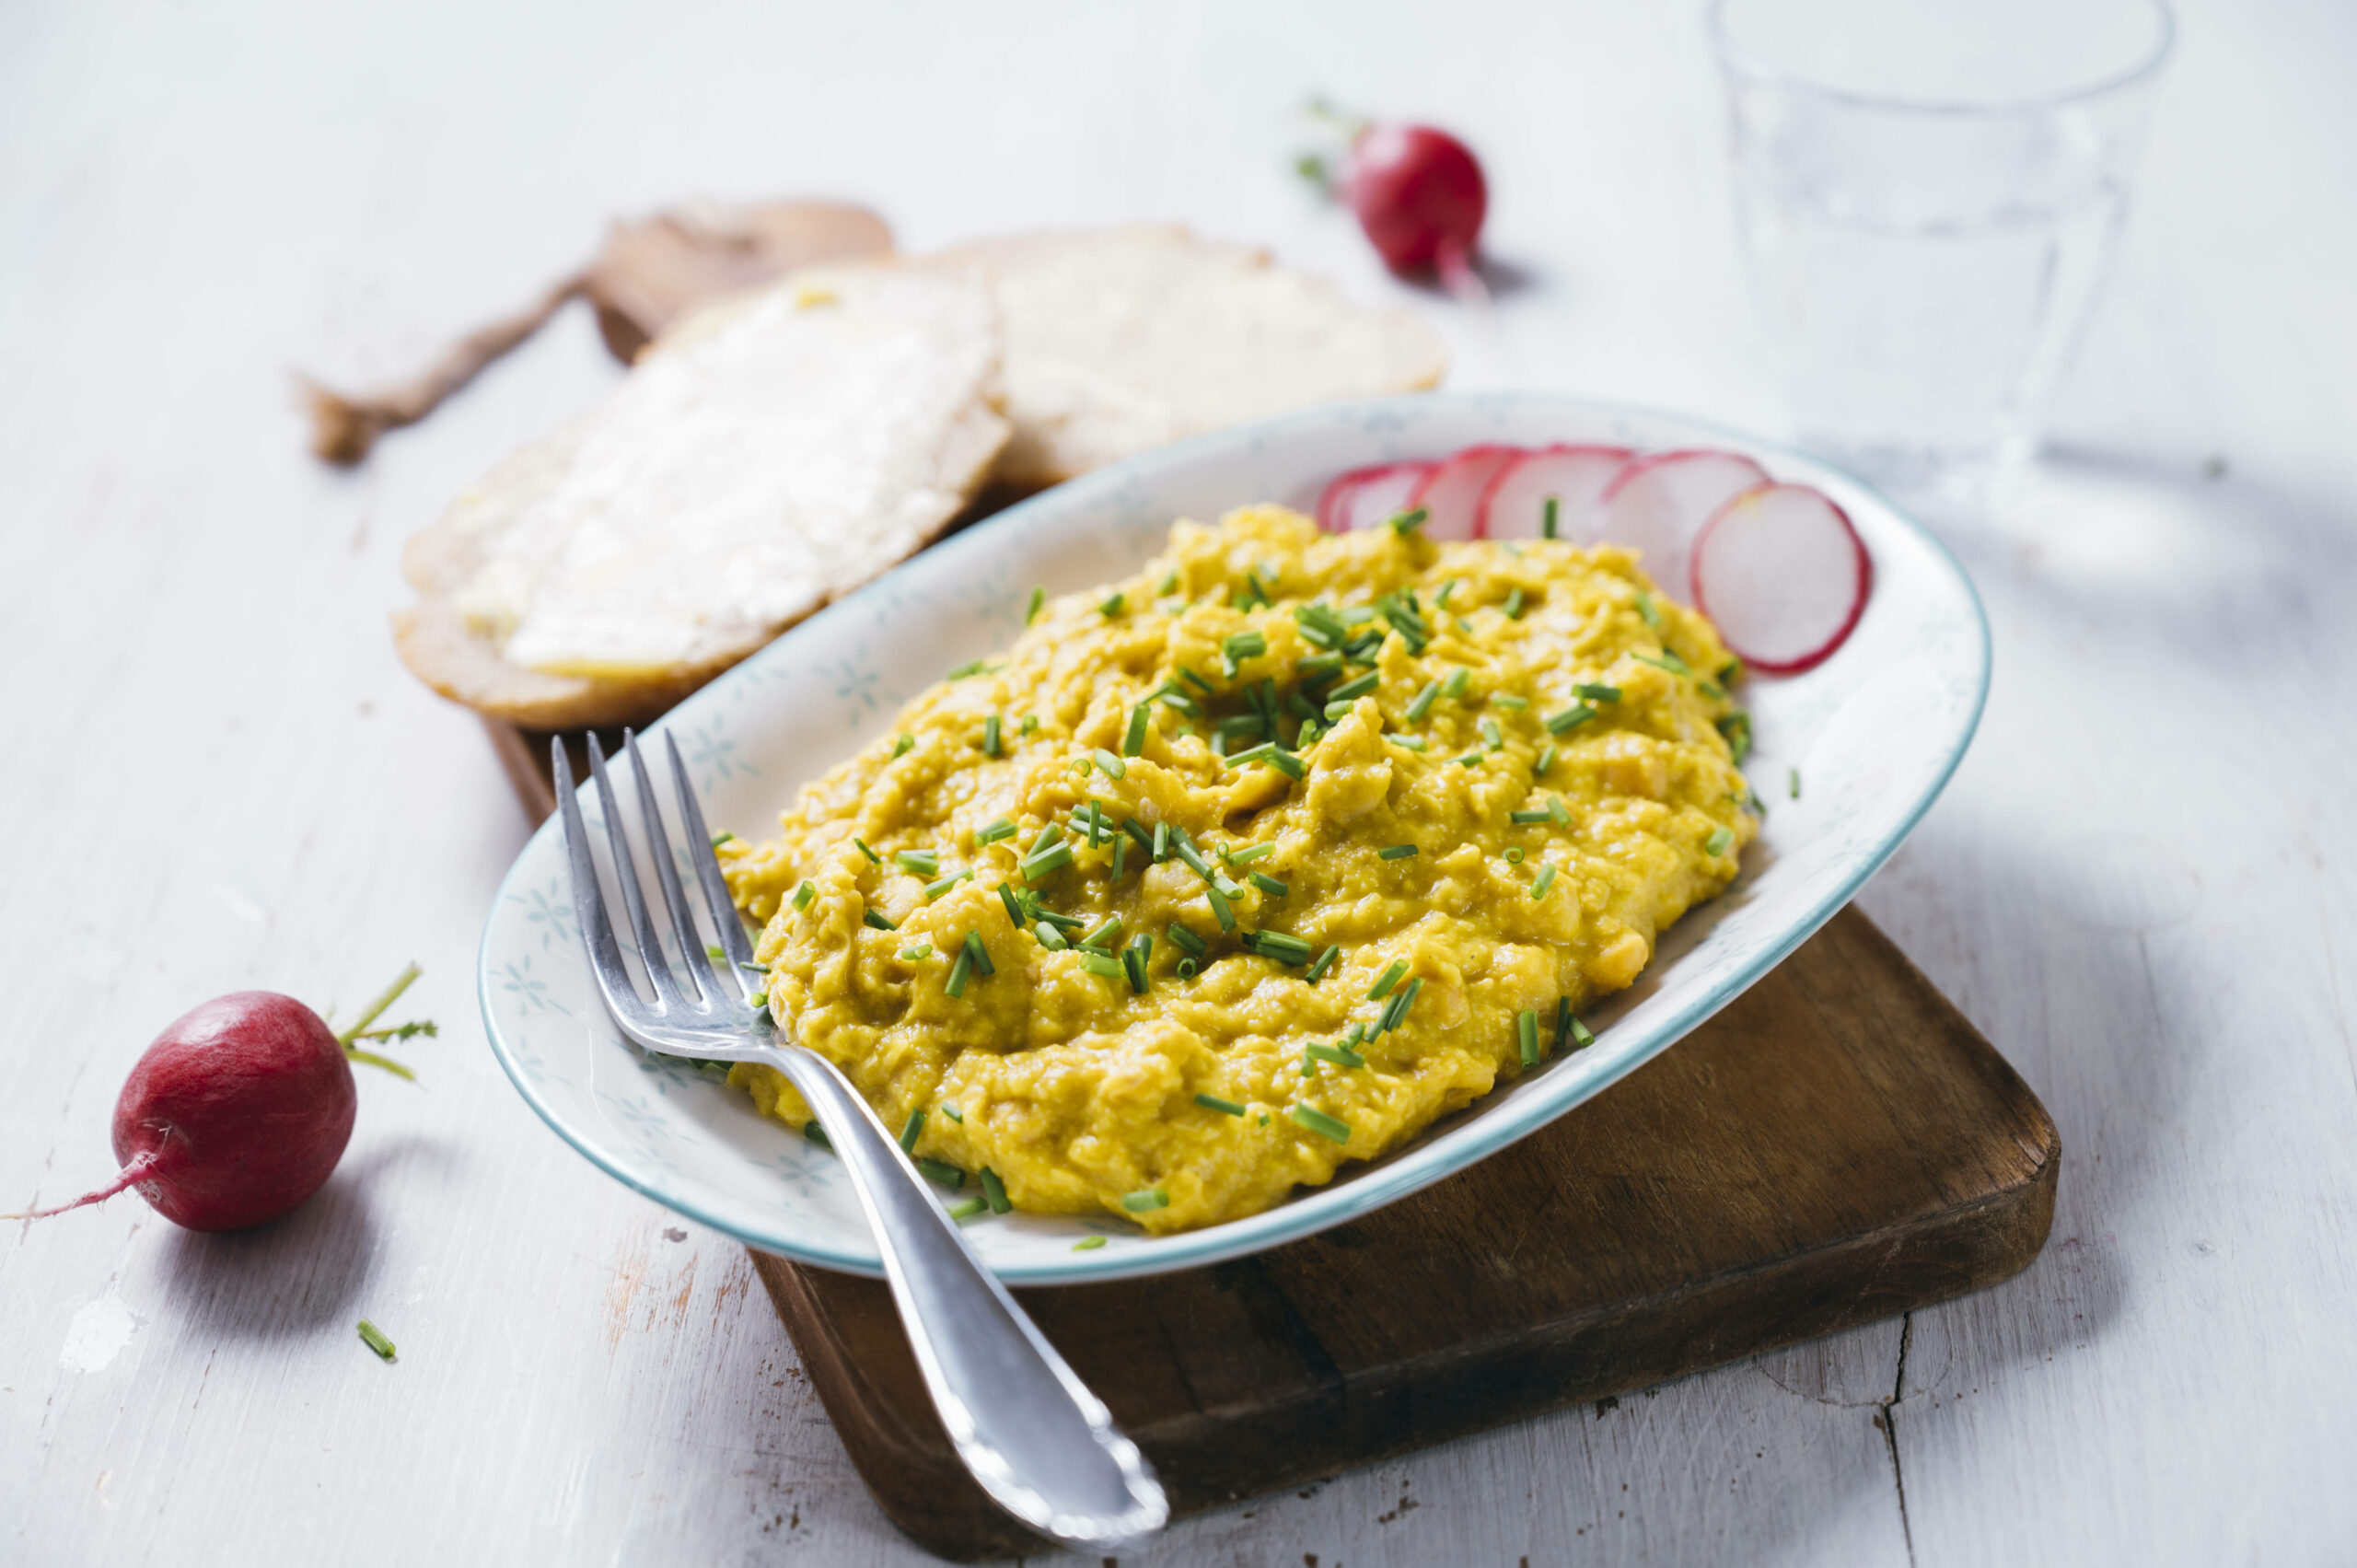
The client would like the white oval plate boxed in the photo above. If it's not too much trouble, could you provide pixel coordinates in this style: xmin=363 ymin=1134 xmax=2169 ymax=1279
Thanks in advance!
xmin=480 ymin=393 xmax=1988 ymax=1283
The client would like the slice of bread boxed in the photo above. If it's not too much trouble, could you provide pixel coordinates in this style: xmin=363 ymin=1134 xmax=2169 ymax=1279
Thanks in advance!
xmin=931 ymin=225 xmax=1448 ymax=491
xmin=393 ymin=263 xmax=1007 ymax=730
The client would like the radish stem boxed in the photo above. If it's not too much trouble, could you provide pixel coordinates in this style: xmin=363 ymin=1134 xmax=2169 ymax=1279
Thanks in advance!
xmin=336 ymin=964 xmax=422 ymax=1046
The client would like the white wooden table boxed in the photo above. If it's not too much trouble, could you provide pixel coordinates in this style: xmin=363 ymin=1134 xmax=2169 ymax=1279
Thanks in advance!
xmin=6 ymin=2 xmax=2354 ymax=1562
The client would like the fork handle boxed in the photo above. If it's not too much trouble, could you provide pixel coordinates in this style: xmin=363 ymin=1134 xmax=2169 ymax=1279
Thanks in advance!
xmin=757 ymin=1043 xmax=1167 ymax=1551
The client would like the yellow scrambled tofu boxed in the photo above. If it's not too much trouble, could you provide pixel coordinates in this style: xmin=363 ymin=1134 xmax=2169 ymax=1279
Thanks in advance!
xmin=721 ymin=505 xmax=1756 ymax=1233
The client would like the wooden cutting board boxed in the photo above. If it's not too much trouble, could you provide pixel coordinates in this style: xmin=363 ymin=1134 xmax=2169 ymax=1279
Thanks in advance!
xmin=488 ymin=717 xmax=2058 ymax=1562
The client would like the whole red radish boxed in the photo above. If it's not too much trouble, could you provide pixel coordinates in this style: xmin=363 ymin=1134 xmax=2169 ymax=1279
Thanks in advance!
xmin=12 ymin=968 xmax=429 ymax=1232
xmin=1344 ymin=122 xmax=1488 ymax=284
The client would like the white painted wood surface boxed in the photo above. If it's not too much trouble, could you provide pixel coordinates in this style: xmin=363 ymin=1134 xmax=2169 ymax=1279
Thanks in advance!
xmin=4 ymin=1 xmax=2353 ymax=1562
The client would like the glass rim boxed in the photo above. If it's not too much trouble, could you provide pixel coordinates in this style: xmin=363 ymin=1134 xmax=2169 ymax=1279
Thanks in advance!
xmin=1707 ymin=0 xmax=2176 ymax=118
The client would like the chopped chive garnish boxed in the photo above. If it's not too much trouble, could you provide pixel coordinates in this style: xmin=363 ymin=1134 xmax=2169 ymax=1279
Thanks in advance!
xmin=981 ymin=714 xmax=1003 ymax=756
xmin=1492 ymin=693 xmax=1529 ymax=710
xmin=1158 ymin=569 xmax=1181 ymax=595
xmin=997 ymin=883 xmax=1026 ymax=927
xmin=1078 ymin=950 xmax=1126 ymax=979
xmin=1405 ymin=680 xmax=1441 ymax=723
xmin=1224 ymin=631 xmax=1268 ymax=663
xmin=1247 ymin=931 xmax=1316 ymax=965
xmin=1152 ymin=821 xmax=1170 ymax=862
xmin=1504 ymin=587 xmax=1527 ymax=621
xmin=1386 ymin=506 xmax=1430 ymax=535
xmin=740 ymin=959 xmax=770 ymax=973
xmin=918 ymin=1158 xmax=967 ymax=1188
xmin=899 ymin=1109 xmax=925 ymax=1154
xmin=863 ymin=907 xmax=898 ymax=931
xmin=1635 ymin=591 xmax=1665 ymax=631
xmin=1530 ymin=865 xmax=1558 ymax=900
xmin=947 ymin=1196 xmax=987 ymax=1220
xmin=1367 ymin=960 xmax=1408 ymax=1000
xmin=357 ymin=1319 xmax=396 ymax=1361
xmin=900 ymin=943 xmax=934 ymax=961
xmin=1073 ymin=1235 xmax=1106 ymax=1250
xmin=1291 ymin=1105 xmax=1352 ymax=1144
xmin=1504 ymin=847 xmax=1526 ymax=865
xmin=924 ymin=872 xmax=969 ymax=900
xmin=1570 ymin=1014 xmax=1596 ymax=1048
xmin=977 ymin=817 xmax=1017 ymax=845
xmin=1306 ymin=944 xmax=1341 ymax=982
xmin=1225 ymin=842 xmax=1276 ymax=864
xmin=1378 ymin=976 xmax=1424 ymax=1034
xmin=1025 ymin=586 xmax=1045 ymax=624
xmin=1171 ymin=838 xmax=1213 ymax=879
xmin=1249 ymin=871 xmax=1288 ymax=897
xmin=709 ymin=831 xmax=735 ymax=849
xmin=1536 ymin=743 xmax=1558 ymax=776
xmin=1543 ymin=703 xmax=1596 ymax=736
xmin=1480 ymin=716 xmax=1504 ymax=750
xmin=1167 ymin=923 xmax=1207 ymax=958
xmin=941 ymin=1103 xmax=962 ymax=1122
xmin=1548 ymin=795 xmax=1571 ymax=826
xmin=1091 ymin=748 xmax=1126 ymax=780
xmin=1295 ymin=652 xmax=1343 ymax=681
xmin=1389 ymin=735 xmax=1428 ymax=751
xmin=1205 ymin=883 xmax=1237 ymax=932
xmin=1706 ymin=826 xmax=1736 ymax=856
xmin=1789 ymin=768 xmax=1802 ymax=799
xmin=1377 ymin=843 xmax=1418 ymax=860
xmin=1195 ymin=1093 xmax=1247 ymax=1116
xmin=1553 ymin=996 xmax=1573 ymax=1053
xmin=1517 ymin=1009 xmax=1541 ymax=1067
xmin=946 ymin=658 xmax=994 ymax=680
xmin=1327 ymin=670 xmax=1380 ymax=703
xmin=1542 ymin=495 xmax=1560 ymax=538
xmin=1020 ymin=843 xmax=1074 ymax=881
xmin=1441 ymin=668 xmax=1471 ymax=700
xmin=791 ymin=880 xmax=816 ymax=911
xmin=895 ymin=849 xmax=939 ymax=877
xmin=1178 ymin=666 xmax=1215 ymax=696
xmin=1035 ymin=920 xmax=1070 ymax=950
xmin=853 ymin=838 xmax=881 ymax=864
xmin=963 ymin=931 xmax=993 ymax=977
xmin=1223 ymin=742 xmax=1305 ymax=780
xmin=1099 ymin=591 xmax=1126 ymax=619
xmin=1123 ymin=704 xmax=1151 ymax=757
xmin=1176 ymin=958 xmax=1200 ymax=979
xmin=1019 ymin=714 xmax=1039 ymax=737
xmin=1120 ymin=1188 xmax=1170 ymax=1213
xmin=981 ymin=1167 xmax=1012 ymax=1214
xmin=707 ymin=942 xmax=726 ymax=962
xmin=1079 ymin=914 xmax=1124 ymax=950
xmin=1035 ymin=907 xmax=1086 ymax=932
xmin=1510 ymin=808 xmax=1551 ymax=824
xmin=1458 ymin=753 xmax=1483 ymax=769
xmin=946 ymin=948 xmax=972 ymax=996
xmin=1633 ymin=648 xmax=1694 ymax=679
xmin=1123 ymin=936 xmax=1152 ymax=994
xmin=804 ymin=1120 xmax=833 ymax=1152
xmin=1575 ymin=682 xmax=1623 ymax=703
xmin=1306 ymin=1041 xmax=1366 ymax=1069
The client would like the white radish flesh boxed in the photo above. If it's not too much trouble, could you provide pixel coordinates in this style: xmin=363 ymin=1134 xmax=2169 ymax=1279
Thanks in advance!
xmin=1406 ymin=445 xmax=1521 ymax=540
xmin=1317 ymin=461 xmax=1434 ymax=533
xmin=1477 ymin=445 xmax=1632 ymax=540
xmin=1597 ymin=449 xmax=1769 ymax=603
xmin=1689 ymin=482 xmax=1873 ymax=675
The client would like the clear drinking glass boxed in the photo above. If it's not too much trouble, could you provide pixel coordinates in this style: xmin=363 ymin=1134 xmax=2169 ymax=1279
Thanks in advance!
xmin=1711 ymin=0 xmax=2175 ymax=508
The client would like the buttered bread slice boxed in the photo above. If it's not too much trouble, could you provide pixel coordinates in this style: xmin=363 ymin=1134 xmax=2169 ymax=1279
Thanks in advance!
xmin=934 ymin=226 xmax=1448 ymax=490
xmin=394 ymin=263 xmax=1008 ymax=730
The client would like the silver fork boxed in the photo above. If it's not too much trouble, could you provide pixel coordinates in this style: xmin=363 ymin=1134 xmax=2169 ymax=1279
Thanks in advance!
xmin=552 ymin=730 xmax=1167 ymax=1553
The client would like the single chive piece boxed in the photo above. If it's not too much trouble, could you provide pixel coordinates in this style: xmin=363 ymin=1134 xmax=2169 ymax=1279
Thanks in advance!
xmin=853 ymin=838 xmax=881 ymax=864
xmin=1035 ymin=907 xmax=1086 ymax=932
xmin=1020 ymin=842 xmax=1074 ymax=881
xmin=1078 ymin=949 xmax=1126 ymax=979
xmin=1249 ymin=871 xmax=1289 ymax=897
xmin=1405 ymin=680 xmax=1442 ymax=723
xmin=1632 ymin=648 xmax=1694 ymax=679
xmin=1570 ymin=1014 xmax=1596 ymax=1048
xmin=963 ymin=931 xmax=993 ymax=977
xmin=981 ymin=714 xmax=1003 ymax=757
xmin=1635 ymin=591 xmax=1665 ymax=631
xmin=739 ymin=959 xmax=770 ymax=973
xmin=709 ymin=831 xmax=736 ymax=849
xmin=1367 ymin=960 xmax=1408 ymax=1000
xmin=924 ymin=872 xmax=969 ymax=900
xmin=1167 ymin=923 xmax=1207 ymax=958
xmin=1789 ymin=767 xmax=1803 ymax=799
xmin=918 ymin=1158 xmax=967 ymax=1189
xmin=981 ymin=1167 xmax=1012 ymax=1214
xmin=863 ymin=907 xmax=899 ymax=931
xmin=1100 ymin=591 xmax=1126 ymax=619
xmin=1035 ymin=919 xmax=1070 ymax=950
xmin=1492 ymin=693 xmax=1529 ymax=710
xmin=1025 ymin=586 xmax=1046 ymax=624
xmin=1123 ymin=704 xmax=1151 ymax=757
xmin=804 ymin=1120 xmax=834 ymax=1152
xmin=1248 ymin=931 xmax=1316 ymax=965
xmin=941 ymin=1103 xmax=963 ymax=1122
xmin=996 ymin=883 xmax=1027 ymax=928
xmin=1111 ymin=835 xmax=1128 ymax=880
xmin=896 ymin=849 xmax=940 ymax=877
xmin=946 ymin=948 xmax=972 ymax=996
xmin=1457 ymin=617 xmax=1475 ymax=634
xmin=1530 ymin=865 xmax=1559 ymax=900
xmin=947 ymin=1196 xmax=988 ymax=1221
xmin=946 ymin=658 xmax=993 ymax=680
xmin=1152 ymin=821 xmax=1170 ymax=863
xmin=1224 ymin=630 xmax=1269 ymax=664
xmin=1178 ymin=665 xmax=1215 ymax=697
xmin=1195 ymin=1093 xmax=1247 ymax=1116
xmin=890 ymin=734 xmax=915 ymax=762
xmin=1157 ymin=568 xmax=1181 ymax=595
xmin=1517 ymin=1009 xmax=1541 ymax=1066
xmin=1505 ymin=847 xmax=1526 ymax=864
xmin=1171 ymin=838 xmax=1214 ymax=880
xmin=1213 ymin=874 xmax=1248 ymax=901
xmin=1079 ymin=914 xmax=1124 ymax=950
xmin=1480 ymin=716 xmax=1504 ymax=750
xmin=1706 ymin=826 xmax=1736 ymax=856
xmin=1542 ymin=495 xmax=1561 ymax=539
xmin=1176 ymin=958 xmax=1200 ymax=979
xmin=1575 ymin=682 xmax=1623 ymax=703
xmin=1291 ymin=1105 xmax=1353 ymax=1144
xmin=1457 ymin=753 xmax=1483 ymax=769
xmin=1543 ymin=703 xmax=1596 ymax=736
xmin=1225 ymin=841 xmax=1276 ymax=865
xmin=1306 ymin=944 xmax=1341 ymax=982
xmin=1306 ymin=1041 xmax=1366 ymax=1069
xmin=1548 ymin=795 xmax=1571 ymax=826
xmin=1205 ymin=882 xmax=1237 ymax=932
xmin=1020 ymin=714 xmax=1039 ymax=737
xmin=1073 ymin=1235 xmax=1106 ymax=1251
xmin=900 ymin=943 xmax=935 ymax=961
xmin=357 ymin=1319 xmax=396 ymax=1362
xmin=1510 ymin=808 xmax=1551 ymax=824
xmin=1504 ymin=587 xmax=1527 ymax=621
xmin=1554 ymin=996 xmax=1573 ymax=1053
xmin=1377 ymin=843 xmax=1418 ymax=860
xmin=706 ymin=942 xmax=726 ymax=962
xmin=977 ymin=817 xmax=1017 ymax=845
xmin=899 ymin=1109 xmax=925 ymax=1154
xmin=1379 ymin=976 xmax=1424 ymax=1034
xmin=791 ymin=880 xmax=817 ymax=911
xmin=1119 ymin=1186 xmax=1171 ymax=1214
xmin=1389 ymin=735 xmax=1429 ymax=752
xmin=1091 ymin=748 xmax=1126 ymax=781
xmin=1386 ymin=506 xmax=1430 ymax=535
xmin=1433 ymin=668 xmax=1467 ymax=703
xmin=1536 ymin=743 xmax=1558 ymax=777
xmin=1295 ymin=652 xmax=1343 ymax=681
xmin=1124 ymin=935 xmax=1153 ymax=994
xmin=1327 ymin=669 xmax=1380 ymax=703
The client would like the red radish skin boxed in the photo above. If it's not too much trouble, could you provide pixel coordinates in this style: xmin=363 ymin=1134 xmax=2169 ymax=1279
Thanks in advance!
xmin=19 ymin=993 xmax=357 ymax=1232
xmin=1316 ymin=460 xmax=1434 ymax=533
xmin=1598 ymin=449 xmax=1771 ymax=606
xmin=1407 ymin=445 xmax=1522 ymax=540
xmin=1343 ymin=123 xmax=1488 ymax=290
xmin=1477 ymin=445 xmax=1634 ymax=540
xmin=1690 ymin=482 xmax=1874 ymax=675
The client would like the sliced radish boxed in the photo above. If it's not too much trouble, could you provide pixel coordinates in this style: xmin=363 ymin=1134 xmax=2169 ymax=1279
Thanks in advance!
xmin=1405 ymin=445 xmax=1522 ymax=540
xmin=1596 ymin=448 xmax=1771 ymax=603
xmin=1477 ymin=445 xmax=1633 ymax=540
xmin=1317 ymin=461 xmax=1435 ymax=533
xmin=1689 ymin=482 xmax=1873 ymax=675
